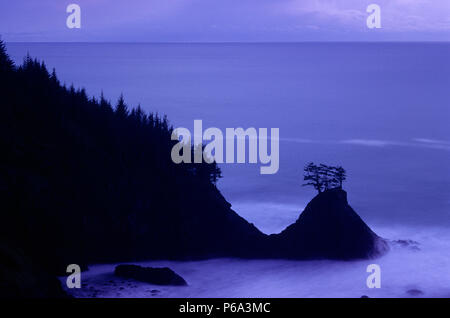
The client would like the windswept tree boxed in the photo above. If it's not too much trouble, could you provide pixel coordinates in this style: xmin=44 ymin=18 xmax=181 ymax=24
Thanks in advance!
xmin=302 ymin=162 xmax=325 ymax=193
xmin=319 ymin=163 xmax=333 ymax=190
xmin=303 ymin=162 xmax=347 ymax=194
xmin=332 ymin=166 xmax=346 ymax=189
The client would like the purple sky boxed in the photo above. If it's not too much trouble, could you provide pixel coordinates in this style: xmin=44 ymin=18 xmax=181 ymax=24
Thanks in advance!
xmin=1 ymin=0 xmax=449 ymax=42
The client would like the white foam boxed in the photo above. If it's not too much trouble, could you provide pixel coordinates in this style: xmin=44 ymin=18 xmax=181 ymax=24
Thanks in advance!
xmin=61 ymin=225 xmax=450 ymax=298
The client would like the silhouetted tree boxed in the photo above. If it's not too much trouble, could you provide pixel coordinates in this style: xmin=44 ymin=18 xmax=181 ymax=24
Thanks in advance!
xmin=0 ymin=39 xmax=14 ymax=73
xmin=190 ymin=144 xmax=223 ymax=185
xmin=99 ymin=91 xmax=112 ymax=113
xmin=50 ymin=68 xmax=60 ymax=87
xmin=303 ymin=162 xmax=324 ymax=193
xmin=303 ymin=162 xmax=346 ymax=193
xmin=332 ymin=166 xmax=346 ymax=189
xmin=115 ymin=93 xmax=129 ymax=118
xmin=209 ymin=163 xmax=223 ymax=186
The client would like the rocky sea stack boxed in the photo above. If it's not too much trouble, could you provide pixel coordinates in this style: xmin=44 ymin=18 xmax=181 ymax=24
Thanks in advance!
xmin=268 ymin=189 xmax=389 ymax=260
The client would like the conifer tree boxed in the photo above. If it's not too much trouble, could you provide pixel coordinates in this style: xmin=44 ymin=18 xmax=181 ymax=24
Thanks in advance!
xmin=115 ymin=93 xmax=129 ymax=118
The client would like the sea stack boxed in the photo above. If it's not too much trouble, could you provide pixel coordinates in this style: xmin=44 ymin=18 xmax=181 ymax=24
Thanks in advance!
xmin=268 ymin=189 xmax=389 ymax=260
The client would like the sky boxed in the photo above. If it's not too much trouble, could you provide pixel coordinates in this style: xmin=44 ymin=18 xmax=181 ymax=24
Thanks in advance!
xmin=1 ymin=0 xmax=449 ymax=42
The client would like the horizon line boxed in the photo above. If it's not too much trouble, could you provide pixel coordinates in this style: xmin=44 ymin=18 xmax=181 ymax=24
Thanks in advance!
xmin=4 ymin=40 xmax=450 ymax=44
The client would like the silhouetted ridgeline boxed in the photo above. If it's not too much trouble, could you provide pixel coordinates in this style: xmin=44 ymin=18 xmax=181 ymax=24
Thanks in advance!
xmin=0 ymin=42 xmax=386 ymax=298
xmin=0 ymin=42 xmax=265 ymax=296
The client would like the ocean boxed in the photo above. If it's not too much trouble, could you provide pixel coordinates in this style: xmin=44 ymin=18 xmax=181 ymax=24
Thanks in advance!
xmin=6 ymin=42 xmax=450 ymax=297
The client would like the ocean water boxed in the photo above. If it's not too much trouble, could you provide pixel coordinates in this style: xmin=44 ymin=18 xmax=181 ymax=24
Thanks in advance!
xmin=6 ymin=42 xmax=450 ymax=297
xmin=60 ymin=226 xmax=450 ymax=298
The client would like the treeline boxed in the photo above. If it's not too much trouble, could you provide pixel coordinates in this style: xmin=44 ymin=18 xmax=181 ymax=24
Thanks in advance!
xmin=0 ymin=40 xmax=243 ymax=283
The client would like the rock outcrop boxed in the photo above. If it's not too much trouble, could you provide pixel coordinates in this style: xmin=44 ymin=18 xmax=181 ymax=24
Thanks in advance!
xmin=114 ymin=264 xmax=187 ymax=286
xmin=268 ymin=189 xmax=388 ymax=260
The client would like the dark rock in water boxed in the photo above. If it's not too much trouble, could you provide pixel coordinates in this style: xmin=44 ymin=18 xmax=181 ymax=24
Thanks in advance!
xmin=407 ymin=289 xmax=424 ymax=296
xmin=361 ymin=295 xmax=370 ymax=298
xmin=268 ymin=189 xmax=389 ymax=260
xmin=391 ymin=239 xmax=420 ymax=251
xmin=114 ymin=265 xmax=187 ymax=286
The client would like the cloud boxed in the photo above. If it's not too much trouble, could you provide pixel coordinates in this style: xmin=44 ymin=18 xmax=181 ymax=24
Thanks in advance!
xmin=412 ymin=138 xmax=450 ymax=150
xmin=279 ymin=137 xmax=315 ymax=144
xmin=278 ymin=0 xmax=450 ymax=32
xmin=339 ymin=138 xmax=450 ymax=151
xmin=280 ymin=0 xmax=366 ymax=26
xmin=340 ymin=139 xmax=403 ymax=147
xmin=413 ymin=138 xmax=450 ymax=145
xmin=280 ymin=137 xmax=450 ymax=151
xmin=1 ymin=0 xmax=449 ymax=41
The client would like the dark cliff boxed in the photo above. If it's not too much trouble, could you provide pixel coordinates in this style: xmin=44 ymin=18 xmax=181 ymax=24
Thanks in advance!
xmin=0 ymin=42 xmax=386 ymax=297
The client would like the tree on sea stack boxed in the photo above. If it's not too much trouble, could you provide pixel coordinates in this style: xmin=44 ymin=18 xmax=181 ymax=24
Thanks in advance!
xmin=302 ymin=162 xmax=347 ymax=194
xmin=303 ymin=162 xmax=324 ymax=193
xmin=332 ymin=166 xmax=346 ymax=189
